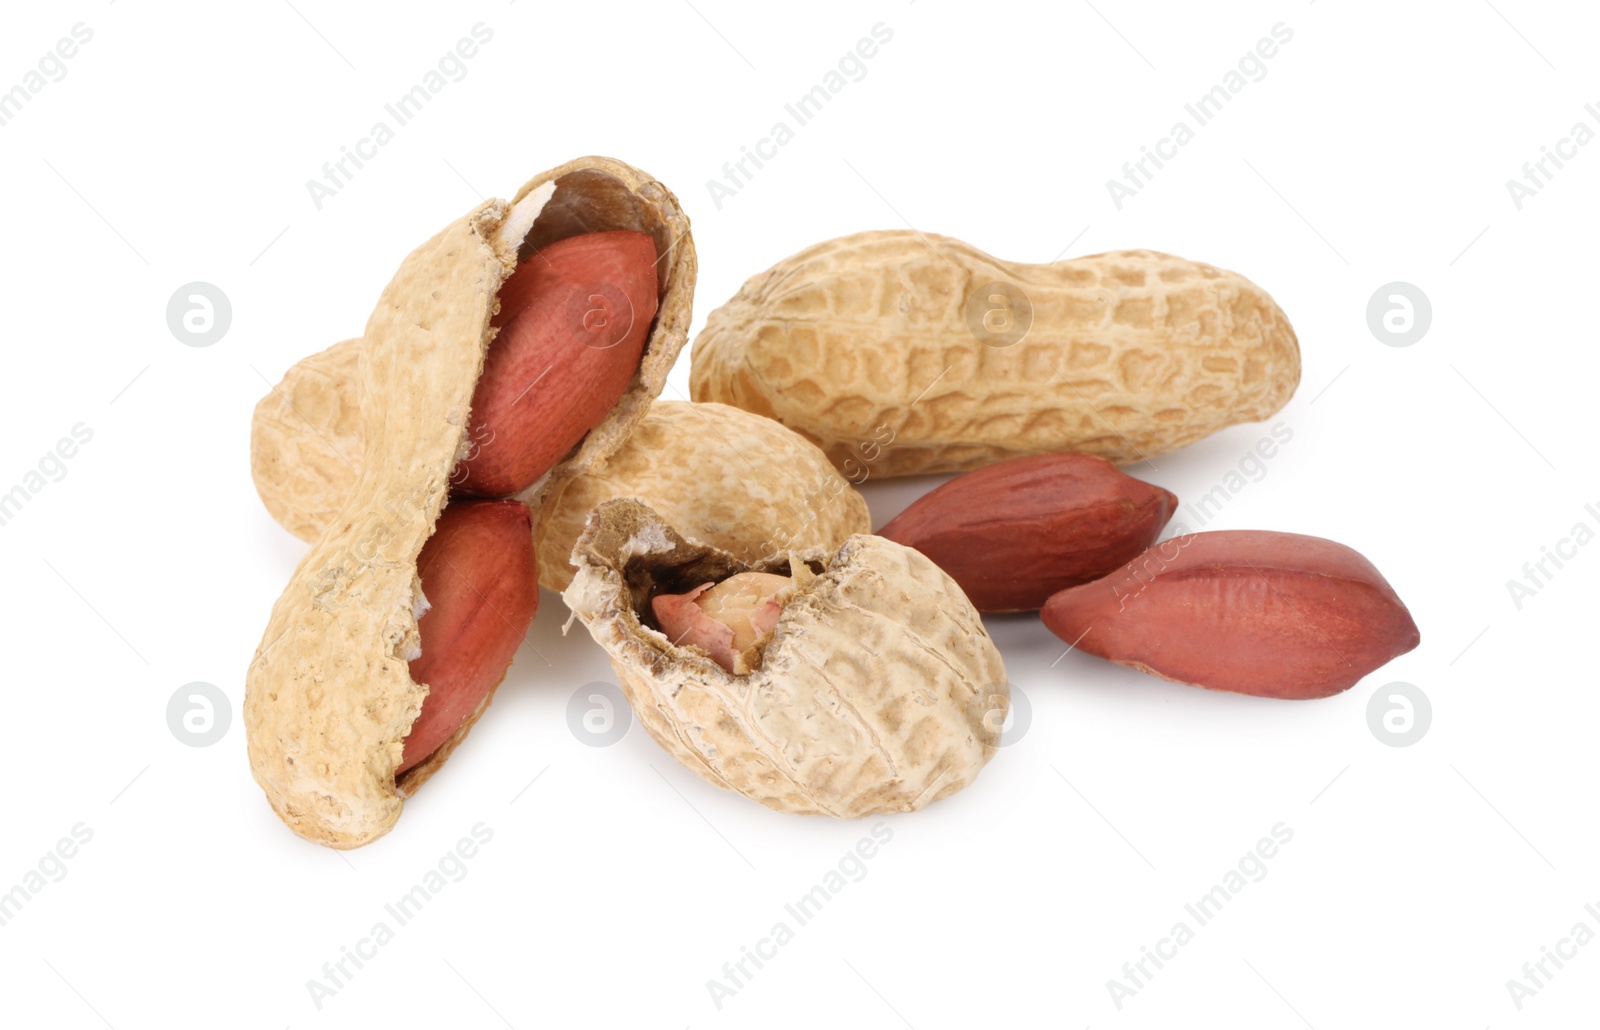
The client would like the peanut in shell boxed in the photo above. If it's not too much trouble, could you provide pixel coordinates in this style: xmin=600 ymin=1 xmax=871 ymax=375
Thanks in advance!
xmin=689 ymin=230 xmax=1301 ymax=476
xmin=245 ymin=157 xmax=695 ymax=848
xmin=562 ymin=499 xmax=1009 ymax=817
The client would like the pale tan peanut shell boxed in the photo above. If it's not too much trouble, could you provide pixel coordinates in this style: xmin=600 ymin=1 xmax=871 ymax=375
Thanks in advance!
xmin=245 ymin=157 xmax=695 ymax=849
xmin=251 ymin=335 xmax=363 ymax=543
xmin=562 ymin=499 xmax=1009 ymax=817
xmin=251 ymin=156 xmax=696 ymax=538
xmin=535 ymin=401 xmax=869 ymax=591
xmin=252 ymin=354 xmax=871 ymax=592
xmin=689 ymin=231 xmax=1300 ymax=476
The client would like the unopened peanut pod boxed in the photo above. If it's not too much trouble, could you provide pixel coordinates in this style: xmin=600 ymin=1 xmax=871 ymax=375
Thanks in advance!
xmin=690 ymin=231 xmax=1301 ymax=476
xmin=562 ymin=499 xmax=1008 ymax=817
xmin=245 ymin=157 xmax=695 ymax=848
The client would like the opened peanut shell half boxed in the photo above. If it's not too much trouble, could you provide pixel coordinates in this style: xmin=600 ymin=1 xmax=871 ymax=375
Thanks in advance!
xmin=245 ymin=157 xmax=694 ymax=848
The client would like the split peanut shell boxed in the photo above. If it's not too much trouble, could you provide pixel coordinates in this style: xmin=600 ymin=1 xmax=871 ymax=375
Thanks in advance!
xmin=245 ymin=157 xmax=695 ymax=848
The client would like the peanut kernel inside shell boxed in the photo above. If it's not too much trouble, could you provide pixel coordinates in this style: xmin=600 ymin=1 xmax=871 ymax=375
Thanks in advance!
xmin=651 ymin=571 xmax=794 ymax=673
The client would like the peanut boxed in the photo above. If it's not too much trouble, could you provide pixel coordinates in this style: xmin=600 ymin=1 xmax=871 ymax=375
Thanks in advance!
xmin=455 ymin=230 xmax=659 ymax=497
xmin=651 ymin=572 xmax=792 ymax=673
xmin=690 ymin=231 xmax=1300 ymax=476
xmin=1040 ymin=530 xmax=1420 ymax=699
xmin=400 ymin=500 xmax=538 ymax=774
xmin=877 ymin=452 xmax=1177 ymax=612
xmin=245 ymin=157 xmax=695 ymax=849
xmin=563 ymin=499 xmax=1008 ymax=817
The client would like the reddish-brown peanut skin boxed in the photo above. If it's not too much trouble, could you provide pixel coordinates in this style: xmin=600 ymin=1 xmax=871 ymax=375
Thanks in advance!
xmin=1040 ymin=530 xmax=1419 ymax=699
xmin=877 ymin=453 xmax=1177 ymax=612
xmin=400 ymin=500 xmax=539 ymax=773
xmin=455 ymin=230 xmax=660 ymax=497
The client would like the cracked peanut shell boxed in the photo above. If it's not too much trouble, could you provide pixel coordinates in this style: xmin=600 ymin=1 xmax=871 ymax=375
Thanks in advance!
xmin=245 ymin=157 xmax=695 ymax=848
xmin=562 ymin=499 xmax=1009 ymax=817
xmin=689 ymin=231 xmax=1300 ymax=475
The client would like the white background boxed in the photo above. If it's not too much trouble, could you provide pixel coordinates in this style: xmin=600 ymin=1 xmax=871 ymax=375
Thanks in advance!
xmin=1 ymin=1 xmax=1595 ymax=1027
